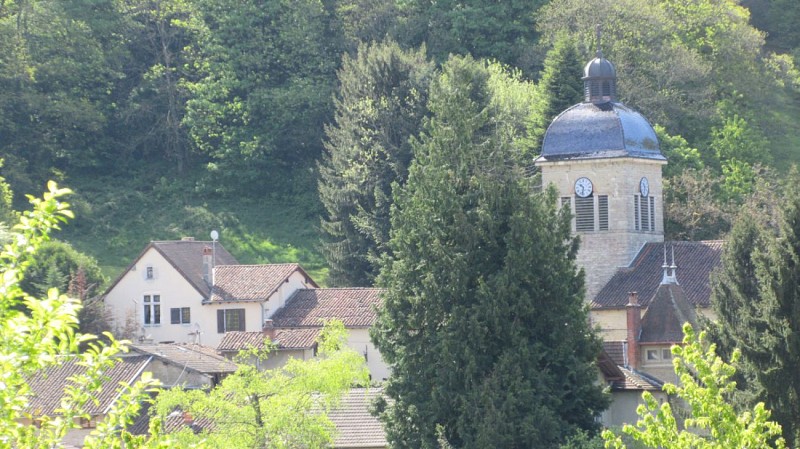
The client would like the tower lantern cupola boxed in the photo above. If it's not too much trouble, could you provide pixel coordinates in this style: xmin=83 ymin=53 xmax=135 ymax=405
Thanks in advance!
xmin=583 ymin=26 xmax=617 ymax=103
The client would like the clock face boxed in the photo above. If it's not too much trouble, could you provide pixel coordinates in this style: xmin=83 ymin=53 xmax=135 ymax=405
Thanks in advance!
xmin=575 ymin=177 xmax=593 ymax=198
xmin=640 ymin=177 xmax=650 ymax=197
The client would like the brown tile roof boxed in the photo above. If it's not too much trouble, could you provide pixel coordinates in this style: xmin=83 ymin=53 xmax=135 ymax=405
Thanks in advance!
xmin=130 ymin=343 xmax=237 ymax=374
xmin=640 ymin=283 xmax=697 ymax=344
xmin=103 ymin=239 xmax=239 ymax=298
xmin=27 ymin=355 xmax=152 ymax=417
xmin=602 ymin=341 xmax=625 ymax=366
xmin=592 ymin=241 xmax=723 ymax=309
xmin=207 ymin=264 xmax=317 ymax=303
xmin=217 ymin=328 xmax=321 ymax=352
xmin=271 ymin=288 xmax=383 ymax=328
xmin=328 ymin=388 xmax=387 ymax=448
xmin=611 ymin=367 xmax=664 ymax=391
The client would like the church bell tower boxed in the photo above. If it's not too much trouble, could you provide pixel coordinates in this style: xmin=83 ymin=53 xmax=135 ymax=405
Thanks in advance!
xmin=533 ymin=30 xmax=666 ymax=301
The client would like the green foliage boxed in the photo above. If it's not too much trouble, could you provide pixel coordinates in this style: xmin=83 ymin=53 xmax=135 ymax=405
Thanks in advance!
xmin=319 ymin=40 xmax=434 ymax=287
xmin=184 ymin=0 xmax=342 ymax=193
xmin=154 ymin=319 xmax=370 ymax=448
xmin=393 ymin=0 xmax=548 ymax=74
xmin=0 ymin=182 xmax=174 ymax=448
xmin=707 ymin=172 xmax=800 ymax=447
xmin=603 ymin=325 xmax=786 ymax=449
xmin=19 ymin=240 xmax=105 ymax=300
xmin=372 ymin=55 xmax=607 ymax=449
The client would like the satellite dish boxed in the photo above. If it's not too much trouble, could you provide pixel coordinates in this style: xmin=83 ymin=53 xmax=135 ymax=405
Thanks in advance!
xmin=210 ymin=230 xmax=219 ymax=241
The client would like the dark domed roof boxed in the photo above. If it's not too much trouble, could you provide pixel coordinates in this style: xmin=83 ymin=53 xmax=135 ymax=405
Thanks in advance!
xmin=539 ymin=102 xmax=663 ymax=161
xmin=584 ymin=53 xmax=616 ymax=79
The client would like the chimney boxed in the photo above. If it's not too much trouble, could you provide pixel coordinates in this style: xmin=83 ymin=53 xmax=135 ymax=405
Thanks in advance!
xmin=626 ymin=291 xmax=641 ymax=370
xmin=262 ymin=319 xmax=275 ymax=340
xmin=202 ymin=246 xmax=212 ymax=285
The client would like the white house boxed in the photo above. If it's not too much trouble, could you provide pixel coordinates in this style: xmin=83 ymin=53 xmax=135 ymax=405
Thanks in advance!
xmin=102 ymin=237 xmax=317 ymax=348
xmin=102 ymin=239 xmax=389 ymax=379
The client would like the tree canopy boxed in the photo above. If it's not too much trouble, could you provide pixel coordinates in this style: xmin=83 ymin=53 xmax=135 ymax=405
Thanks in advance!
xmin=371 ymin=55 xmax=607 ymax=448
xmin=707 ymin=173 xmax=800 ymax=447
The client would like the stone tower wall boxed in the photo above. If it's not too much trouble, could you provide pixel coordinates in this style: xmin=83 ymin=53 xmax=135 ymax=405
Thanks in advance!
xmin=538 ymin=157 xmax=666 ymax=301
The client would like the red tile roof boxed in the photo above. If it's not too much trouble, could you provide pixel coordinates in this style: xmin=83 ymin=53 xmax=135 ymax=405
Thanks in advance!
xmin=271 ymin=288 xmax=383 ymax=328
xmin=217 ymin=328 xmax=321 ymax=352
xmin=27 ymin=355 xmax=152 ymax=417
xmin=612 ymin=367 xmax=664 ymax=391
xmin=592 ymin=241 xmax=723 ymax=309
xmin=130 ymin=343 xmax=237 ymax=374
xmin=207 ymin=264 xmax=317 ymax=303
xmin=327 ymin=388 xmax=387 ymax=448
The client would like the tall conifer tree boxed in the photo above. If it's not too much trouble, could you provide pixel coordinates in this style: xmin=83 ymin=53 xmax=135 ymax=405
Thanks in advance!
xmin=527 ymin=34 xmax=584 ymax=151
xmin=371 ymin=55 xmax=608 ymax=449
xmin=319 ymin=41 xmax=433 ymax=287
xmin=710 ymin=178 xmax=800 ymax=447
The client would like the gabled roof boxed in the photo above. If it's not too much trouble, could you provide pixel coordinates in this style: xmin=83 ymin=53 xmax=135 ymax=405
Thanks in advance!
xmin=592 ymin=241 xmax=723 ymax=309
xmin=217 ymin=328 xmax=321 ymax=352
xmin=103 ymin=239 xmax=239 ymax=298
xmin=328 ymin=388 xmax=387 ymax=449
xmin=640 ymin=283 xmax=697 ymax=344
xmin=206 ymin=264 xmax=318 ymax=303
xmin=271 ymin=288 xmax=383 ymax=328
xmin=27 ymin=355 xmax=152 ymax=417
xmin=130 ymin=343 xmax=237 ymax=375
xmin=612 ymin=367 xmax=664 ymax=391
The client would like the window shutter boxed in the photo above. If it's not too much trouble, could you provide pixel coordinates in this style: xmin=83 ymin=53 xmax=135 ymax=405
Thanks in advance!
xmin=217 ymin=310 xmax=225 ymax=333
xmin=634 ymin=195 xmax=640 ymax=230
xmin=237 ymin=309 xmax=246 ymax=331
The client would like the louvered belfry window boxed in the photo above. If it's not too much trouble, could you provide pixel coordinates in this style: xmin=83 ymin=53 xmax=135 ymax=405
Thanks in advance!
xmin=575 ymin=196 xmax=594 ymax=232
xmin=635 ymin=195 xmax=656 ymax=231
xmin=573 ymin=195 xmax=609 ymax=232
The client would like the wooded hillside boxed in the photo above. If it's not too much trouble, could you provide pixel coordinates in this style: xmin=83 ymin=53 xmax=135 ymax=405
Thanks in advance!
xmin=0 ymin=0 xmax=798 ymax=284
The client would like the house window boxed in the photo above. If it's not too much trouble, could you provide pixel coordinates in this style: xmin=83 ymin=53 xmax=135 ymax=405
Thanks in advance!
xmin=662 ymin=348 xmax=673 ymax=360
xmin=646 ymin=349 xmax=659 ymax=361
xmin=635 ymin=195 xmax=656 ymax=231
xmin=146 ymin=266 xmax=154 ymax=279
xmin=170 ymin=307 xmax=191 ymax=324
xmin=143 ymin=295 xmax=161 ymax=326
xmin=217 ymin=309 xmax=245 ymax=333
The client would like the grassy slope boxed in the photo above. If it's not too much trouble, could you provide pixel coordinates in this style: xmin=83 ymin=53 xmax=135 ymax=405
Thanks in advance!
xmin=53 ymin=163 xmax=329 ymax=288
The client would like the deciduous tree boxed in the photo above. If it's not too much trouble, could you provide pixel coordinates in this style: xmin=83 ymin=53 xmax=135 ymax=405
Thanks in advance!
xmin=603 ymin=325 xmax=786 ymax=449
xmin=154 ymin=320 xmax=369 ymax=448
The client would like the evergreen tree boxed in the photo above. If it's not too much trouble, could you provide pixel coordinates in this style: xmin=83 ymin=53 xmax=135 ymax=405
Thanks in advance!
xmin=527 ymin=34 xmax=584 ymax=151
xmin=709 ymin=175 xmax=800 ymax=447
xmin=371 ymin=55 xmax=608 ymax=449
xmin=319 ymin=40 xmax=434 ymax=287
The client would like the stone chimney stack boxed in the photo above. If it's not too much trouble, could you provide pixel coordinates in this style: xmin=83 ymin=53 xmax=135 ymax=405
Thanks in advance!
xmin=626 ymin=291 xmax=642 ymax=370
xmin=262 ymin=319 xmax=275 ymax=340
xmin=202 ymin=246 xmax=213 ymax=285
